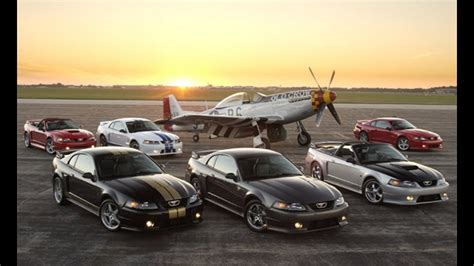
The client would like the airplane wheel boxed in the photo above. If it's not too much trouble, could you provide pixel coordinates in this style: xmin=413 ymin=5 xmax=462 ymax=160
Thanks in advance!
xmin=192 ymin=135 xmax=200 ymax=142
xmin=261 ymin=138 xmax=271 ymax=149
xmin=297 ymin=131 xmax=311 ymax=146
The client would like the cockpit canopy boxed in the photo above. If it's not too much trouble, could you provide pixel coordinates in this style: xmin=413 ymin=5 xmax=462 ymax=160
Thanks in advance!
xmin=215 ymin=92 xmax=251 ymax=109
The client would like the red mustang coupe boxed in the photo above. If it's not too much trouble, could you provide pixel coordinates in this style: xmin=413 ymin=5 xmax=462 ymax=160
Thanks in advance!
xmin=353 ymin=117 xmax=443 ymax=151
xmin=24 ymin=118 xmax=96 ymax=154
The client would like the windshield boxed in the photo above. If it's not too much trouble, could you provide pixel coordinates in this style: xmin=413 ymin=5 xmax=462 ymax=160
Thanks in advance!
xmin=46 ymin=119 xmax=79 ymax=131
xmin=354 ymin=144 xmax=407 ymax=164
xmin=392 ymin=120 xmax=416 ymax=130
xmin=237 ymin=154 xmax=302 ymax=181
xmin=126 ymin=120 xmax=161 ymax=133
xmin=96 ymin=153 xmax=163 ymax=179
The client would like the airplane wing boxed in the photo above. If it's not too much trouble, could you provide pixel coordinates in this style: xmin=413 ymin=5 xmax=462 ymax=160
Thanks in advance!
xmin=162 ymin=114 xmax=268 ymax=127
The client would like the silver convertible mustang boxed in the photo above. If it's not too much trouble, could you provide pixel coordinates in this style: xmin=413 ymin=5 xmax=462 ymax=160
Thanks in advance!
xmin=304 ymin=141 xmax=449 ymax=205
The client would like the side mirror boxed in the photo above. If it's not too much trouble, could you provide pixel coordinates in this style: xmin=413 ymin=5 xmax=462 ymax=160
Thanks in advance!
xmin=346 ymin=157 xmax=356 ymax=164
xmin=119 ymin=129 xmax=126 ymax=133
xmin=225 ymin=173 xmax=238 ymax=182
xmin=386 ymin=127 xmax=392 ymax=131
xmin=83 ymin=172 xmax=96 ymax=182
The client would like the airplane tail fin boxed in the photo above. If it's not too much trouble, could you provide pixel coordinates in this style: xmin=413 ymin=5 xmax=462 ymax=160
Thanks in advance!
xmin=163 ymin=94 xmax=183 ymax=119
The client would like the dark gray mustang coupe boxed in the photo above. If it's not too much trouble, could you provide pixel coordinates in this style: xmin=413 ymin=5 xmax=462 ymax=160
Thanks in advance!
xmin=52 ymin=147 xmax=203 ymax=232
xmin=186 ymin=148 xmax=349 ymax=233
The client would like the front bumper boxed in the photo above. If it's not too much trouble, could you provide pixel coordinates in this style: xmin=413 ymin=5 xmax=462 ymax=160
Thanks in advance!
xmin=53 ymin=141 xmax=96 ymax=153
xmin=265 ymin=202 xmax=349 ymax=233
xmin=118 ymin=202 xmax=203 ymax=231
xmin=408 ymin=139 xmax=443 ymax=150
xmin=382 ymin=182 xmax=449 ymax=205
xmin=141 ymin=142 xmax=183 ymax=156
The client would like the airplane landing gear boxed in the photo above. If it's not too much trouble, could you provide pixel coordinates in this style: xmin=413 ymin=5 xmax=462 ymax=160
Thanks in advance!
xmin=192 ymin=134 xmax=200 ymax=142
xmin=261 ymin=137 xmax=271 ymax=149
xmin=296 ymin=121 xmax=311 ymax=146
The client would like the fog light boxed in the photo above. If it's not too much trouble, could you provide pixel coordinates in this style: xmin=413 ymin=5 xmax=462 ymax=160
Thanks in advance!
xmin=442 ymin=192 xmax=448 ymax=198
xmin=146 ymin=221 xmax=154 ymax=228
xmin=422 ymin=144 xmax=427 ymax=148
xmin=65 ymin=147 xmax=70 ymax=150
xmin=195 ymin=212 xmax=201 ymax=219
xmin=91 ymin=145 xmax=95 ymax=148
xmin=341 ymin=216 xmax=347 ymax=221
xmin=153 ymin=150 xmax=158 ymax=153
xmin=294 ymin=222 xmax=303 ymax=229
xmin=178 ymin=148 xmax=182 ymax=152
xmin=406 ymin=196 xmax=414 ymax=201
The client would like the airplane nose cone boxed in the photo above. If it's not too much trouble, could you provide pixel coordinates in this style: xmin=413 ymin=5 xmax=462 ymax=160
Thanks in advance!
xmin=330 ymin=91 xmax=337 ymax=102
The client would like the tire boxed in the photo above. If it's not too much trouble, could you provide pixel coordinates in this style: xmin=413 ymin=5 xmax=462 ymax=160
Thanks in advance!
xmin=244 ymin=200 xmax=268 ymax=233
xmin=45 ymin=138 xmax=55 ymax=155
xmin=100 ymin=199 xmax=121 ymax=232
xmin=363 ymin=178 xmax=383 ymax=204
xmin=130 ymin=140 xmax=140 ymax=150
xmin=297 ymin=131 xmax=311 ymax=146
xmin=311 ymin=161 xmax=324 ymax=181
xmin=397 ymin=136 xmax=410 ymax=151
xmin=192 ymin=134 xmax=200 ymax=142
xmin=53 ymin=176 xmax=68 ymax=205
xmin=359 ymin=131 xmax=369 ymax=142
xmin=261 ymin=137 xmax=271 ymax=149
xmin=100 ymin=135 xmax=108 ymax=146
xmin=24 ymin=132 xmax=31 ymax=148
xmin=190 ymin=176 xmax=207 ymax=198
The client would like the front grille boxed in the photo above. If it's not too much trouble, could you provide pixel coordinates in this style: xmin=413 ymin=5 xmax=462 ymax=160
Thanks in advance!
xmin=418 ymin=180 xmax=437 ymax=187
xmin=417 ymin=194 xmax=441 ymax=203
xmin=309 ymin=200 xmax=334 ymax=211
xmin=307 ymin=218 xmax=339 ymax=230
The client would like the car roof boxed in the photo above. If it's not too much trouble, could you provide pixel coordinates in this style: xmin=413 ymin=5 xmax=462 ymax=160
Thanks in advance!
xmin=212 ymin=148 xmax=281 ymax=159
xmin=114 ymin=117 xmax=150 ymax=122
xmin=375 ymin=117 xmax=405 ymax=121
xmin=73 ymin=147 xmax=142 ymax=157
xmin=43 ymin=118 xmax=71 ymax=122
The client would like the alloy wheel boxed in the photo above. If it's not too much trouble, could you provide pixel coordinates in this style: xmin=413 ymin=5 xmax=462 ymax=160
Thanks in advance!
xmin=246 ymin=203 xmax=267 ymax=231
xmin=364 ymin=180 xmax=383 ymax=203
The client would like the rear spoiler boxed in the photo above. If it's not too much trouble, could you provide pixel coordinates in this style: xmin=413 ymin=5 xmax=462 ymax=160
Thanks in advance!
xmin=55 ymin=151 xmax=64 ymax=159
xmin=191 ymin=150 xmax=217 ymax=159
xmin=310 ymin=141 xmax=344 ymax=149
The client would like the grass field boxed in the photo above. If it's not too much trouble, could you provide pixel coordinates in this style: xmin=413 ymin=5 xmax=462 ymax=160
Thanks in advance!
xmin=17 ymin=87 xmax=456 ymax=105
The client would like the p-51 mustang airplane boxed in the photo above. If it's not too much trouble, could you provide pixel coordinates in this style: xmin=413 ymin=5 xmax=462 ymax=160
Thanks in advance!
xmin=155 ymin=68 xmax=341 ymax=148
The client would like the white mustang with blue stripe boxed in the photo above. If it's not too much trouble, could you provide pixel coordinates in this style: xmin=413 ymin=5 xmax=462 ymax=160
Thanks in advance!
xmin=96 ymin=117 xmax=183 ymax=156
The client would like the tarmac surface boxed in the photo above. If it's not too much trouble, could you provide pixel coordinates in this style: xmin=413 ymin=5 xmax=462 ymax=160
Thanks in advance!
xmin=17 ymin=101 xmax=457 ymax=265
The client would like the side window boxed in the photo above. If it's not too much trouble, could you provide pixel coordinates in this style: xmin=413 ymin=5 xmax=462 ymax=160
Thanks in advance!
xmin=370 ymin=121 xmax=377 ymax=127
xmin=337 ymin=145 xmax=355 ymax=160
xmin=113 ymin=122 xmax=127 ymax=132
xmin=74 ymin=154 xmax=96 ymax=175
xmin=214 ymin=155 xmax=238 ymax=175
xmin=68 ymin=154 xmax=79 ymax=167
xmin=206 ymin=155 xmax=217 ymax=168
xmin=375 ymin=120 xmax=391 ymax=129
xmin=108 ymin=122 xmax=116 ymax=129
xmin=38 ymin=121 xmax=45 ymax=131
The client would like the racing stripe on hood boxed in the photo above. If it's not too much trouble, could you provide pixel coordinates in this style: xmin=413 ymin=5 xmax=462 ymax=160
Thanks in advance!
xmin=135 ymin=176 xmax=179 ymax=201
xmin=160 ymin=174 xmax=188 ymax=198
xmin=154 ymin=132 xmax=171 ymax=141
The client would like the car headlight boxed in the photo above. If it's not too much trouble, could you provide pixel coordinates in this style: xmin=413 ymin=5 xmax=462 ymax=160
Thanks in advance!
xmin=413 ymin=136 xmax=427 ymax=141
xmin=438 ymin=178 xmax=448 ymax=185
xmin=189 ymin=194 xmax=199 ymax=204
xmin=125 ymin=200 xmax=158 ymax=210
xmin=175 ymin=139 xmax=181 ymax=143
xmin=56 ymin=137 xmax=71 ymax=143
xmin=87 ymin=136 xmax=96 ymax=141
xmin=273 ymin=201 xmax=306 ymax=211
xmin=388 ymin=178 xmax=417 ymax=187
xmin=56 ymin=137 xmax=63 ymax=143
xmin=143 ymin=140 xmax=160 ymax=144
xmin=335 ymin=196 xmax=345 ymax=207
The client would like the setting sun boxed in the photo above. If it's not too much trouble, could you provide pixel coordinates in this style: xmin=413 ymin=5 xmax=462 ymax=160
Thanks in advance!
xmin=169 ymin=79 xmax=194 ymax=88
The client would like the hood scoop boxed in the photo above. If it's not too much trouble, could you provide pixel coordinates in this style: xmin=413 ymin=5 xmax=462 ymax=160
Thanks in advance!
xmin=66 ymin=129 xmax=80 ymax=133
xmin=392 ymin=164 xmax=419 ymax=171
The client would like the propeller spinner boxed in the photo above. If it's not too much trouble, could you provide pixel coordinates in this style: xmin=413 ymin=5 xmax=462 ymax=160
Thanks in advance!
xmin=308 ymin=67 xmax=341 ymax=126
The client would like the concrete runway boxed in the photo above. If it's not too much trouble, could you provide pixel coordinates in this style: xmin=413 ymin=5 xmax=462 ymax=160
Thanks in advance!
xmin=17 ymin=101 xmax=457 ymax=265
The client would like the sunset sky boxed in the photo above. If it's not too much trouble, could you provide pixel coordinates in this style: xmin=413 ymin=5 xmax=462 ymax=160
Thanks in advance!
xmin=18 ymin=0 xmax=456 ymax=88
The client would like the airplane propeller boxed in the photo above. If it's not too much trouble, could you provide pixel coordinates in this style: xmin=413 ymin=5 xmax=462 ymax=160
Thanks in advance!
xmin=308 ymin=67 xmax=341 ymax=126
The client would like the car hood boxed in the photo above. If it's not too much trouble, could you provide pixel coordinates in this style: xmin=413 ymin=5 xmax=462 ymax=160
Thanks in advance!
xmin=398 ymin=128 xmax=438 ymax=138
xmin=130 ymin=131 xmax=179 ymax=141
xmin=103 ymin=174 xmax=195 ymax=203
xmin=51 ymin=129 xmax=93 ymax=138
xmin=248 ymin=176 xmax=341 ymax=204
xmin=364 ymin=161 xmax=440 ymax=182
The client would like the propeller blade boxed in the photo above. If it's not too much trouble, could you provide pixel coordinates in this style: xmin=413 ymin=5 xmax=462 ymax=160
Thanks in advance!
xmin=308 ymin=67 xmax=323 ymax=91
xmin=328 ymin=70 xmax=335 ymax=90
xmin=315 ymin=104 xmax=326 ymax=127
xmin=327 ymin=103 xmax=341 ymax=125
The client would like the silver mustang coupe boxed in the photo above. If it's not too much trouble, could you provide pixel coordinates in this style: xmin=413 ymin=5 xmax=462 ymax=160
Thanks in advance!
xmin=304 ymin=141 xmax=449 ymax=205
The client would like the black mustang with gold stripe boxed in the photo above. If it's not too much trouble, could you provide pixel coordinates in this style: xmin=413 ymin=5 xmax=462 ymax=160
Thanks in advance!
xmin=52 ymin=146 xmax=203 ymax=232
